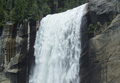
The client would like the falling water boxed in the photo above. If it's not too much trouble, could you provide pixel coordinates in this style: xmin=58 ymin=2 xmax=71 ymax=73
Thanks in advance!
xmin=29 ymin=3 xmax=88 ymax=83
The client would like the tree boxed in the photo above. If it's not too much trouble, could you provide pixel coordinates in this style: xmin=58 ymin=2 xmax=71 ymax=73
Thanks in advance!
xmin=28 ymin=1 xmax=42 ymax=21
xmin=0 ymin=0 xmax=89 ymax=24
xmin=0 ymin=1 xmax=5 ymax=26
xmin=10 ymin=0 xmax=27 ymax=23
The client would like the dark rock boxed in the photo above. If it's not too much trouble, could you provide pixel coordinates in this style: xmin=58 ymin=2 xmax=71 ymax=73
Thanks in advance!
xmin=81 ymin=14 xmax=89 ymax=50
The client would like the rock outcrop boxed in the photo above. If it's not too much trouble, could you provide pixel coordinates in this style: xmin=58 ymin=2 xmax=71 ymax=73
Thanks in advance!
xmin=89 ymin=0 xmax=120 ymax=24
xmin=80 ymin=0 xmax=120 ymax=83
xmin=0 ymin=21 xmax=39 ymax=83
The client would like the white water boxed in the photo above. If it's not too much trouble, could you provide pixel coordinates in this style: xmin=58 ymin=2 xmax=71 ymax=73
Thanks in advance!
xmin=29 ymin=3 xmax=88 ymax=83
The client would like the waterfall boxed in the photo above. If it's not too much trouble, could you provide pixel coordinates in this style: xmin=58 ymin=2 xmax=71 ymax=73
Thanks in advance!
xmin=29 ymin=3 xmax=88 ymax=83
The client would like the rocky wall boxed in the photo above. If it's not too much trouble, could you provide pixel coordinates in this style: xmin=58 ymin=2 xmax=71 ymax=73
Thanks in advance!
xmin=80 ymin=0 xmax=120 ymax=83
xmin=0 ymin=20 xmax=39 ymax=83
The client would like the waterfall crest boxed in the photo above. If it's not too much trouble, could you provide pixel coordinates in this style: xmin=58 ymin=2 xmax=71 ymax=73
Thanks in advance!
xmin=29 ymin=3 xmax=88 ymax=83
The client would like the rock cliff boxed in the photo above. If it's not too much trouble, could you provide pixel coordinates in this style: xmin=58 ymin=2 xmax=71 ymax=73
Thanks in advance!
xmin=0 ymin=21 xmax=39 ymax=83
xmin=80 ymin=0 xmax=120 ymax=83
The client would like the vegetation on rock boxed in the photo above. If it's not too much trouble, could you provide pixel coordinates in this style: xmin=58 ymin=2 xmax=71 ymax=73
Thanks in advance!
xmin=88 ymin=24 xmax=95 ymax=34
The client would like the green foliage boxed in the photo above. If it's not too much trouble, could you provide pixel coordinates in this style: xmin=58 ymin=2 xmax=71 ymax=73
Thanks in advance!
xmin=10 ymin=0 xmax=27 ymax=23
xmin=0 ymin=8 xmax=5 ymax=26
xmin=42 ymin=3 xmax=51 ymax=15
xmin=0 ymin=0 xmax=89 ymax=24
xmin=106 ymin=22 xmax=111 ymax=26
xmin=57 ymin=0 xmax=88 ymax=12
xmin=0 ymin=1 xmax=5 ymax=26
xmin=28 ymin=1 xmax=42 ymax=21
xmin=88 ymin=24 xmax=96 ymax=33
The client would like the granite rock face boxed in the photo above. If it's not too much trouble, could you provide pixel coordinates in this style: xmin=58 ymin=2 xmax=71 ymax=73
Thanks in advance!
xmin=80 ymin=0 xmax=120 ymax=83
xmin=0 ymin=21 xmax=39 ymax=83
xmin=89 ymin=0 xmax=120 ymax=15
xmin=88 ymin=0 xmax=120 ymax=24
xmin=88 ymin=14 xmax=120 ymax=83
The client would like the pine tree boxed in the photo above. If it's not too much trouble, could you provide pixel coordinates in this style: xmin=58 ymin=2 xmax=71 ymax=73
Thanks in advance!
xmin=10 ymin=0 xmax=27 ymax=23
